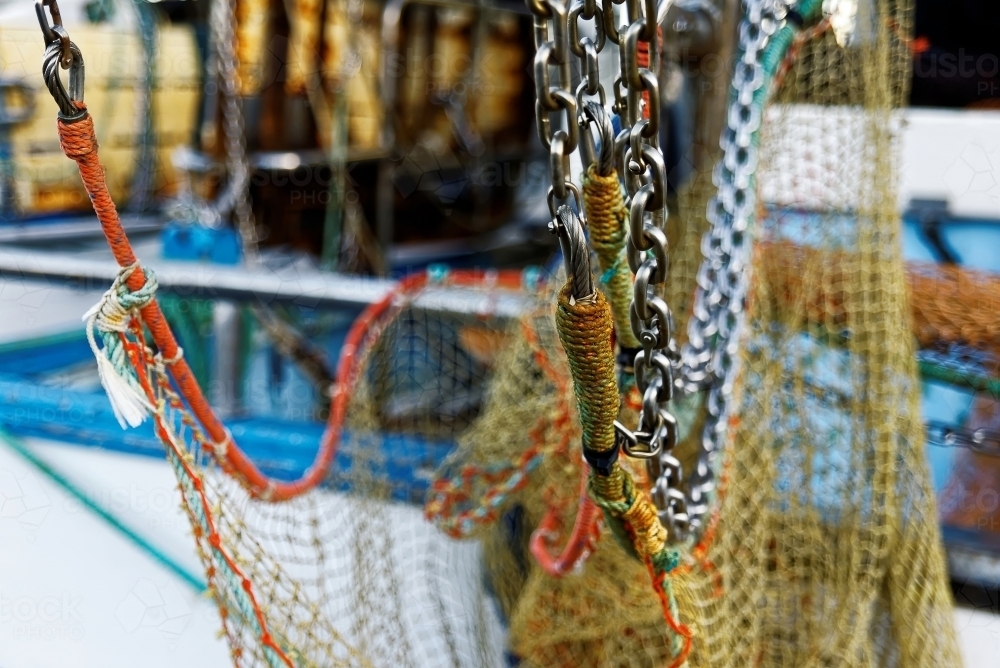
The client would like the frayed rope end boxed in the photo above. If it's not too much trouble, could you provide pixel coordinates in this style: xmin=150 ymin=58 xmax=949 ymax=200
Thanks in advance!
xmin=84 ymin=264 xmax=158 ymax=429
xmin=95 ymin=352 xmax=153 ymax=429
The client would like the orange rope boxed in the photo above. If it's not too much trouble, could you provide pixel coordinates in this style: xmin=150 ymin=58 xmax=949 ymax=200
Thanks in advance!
xmin=637 ymin=38 xmax=651 ymax=119
xmin=759 ymin=240 xmax=1000 ymax=357
xmin=634 ymin=29 xmax=662 ymax=121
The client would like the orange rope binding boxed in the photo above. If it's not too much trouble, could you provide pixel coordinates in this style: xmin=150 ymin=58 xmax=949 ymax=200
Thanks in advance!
xmin=58 ymin=104 xmax=330 ymax=500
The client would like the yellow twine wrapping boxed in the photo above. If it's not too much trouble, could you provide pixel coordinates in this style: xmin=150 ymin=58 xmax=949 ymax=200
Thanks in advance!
xmin=620 ymin=486 xmax=668 ymax=558
xmin=554 ymin=283 xmax=618 ymax=456
xmin=555 ymin=282 xmax=670 ymax=558
xmin=582 ymin=165 xmax=640 ymax=349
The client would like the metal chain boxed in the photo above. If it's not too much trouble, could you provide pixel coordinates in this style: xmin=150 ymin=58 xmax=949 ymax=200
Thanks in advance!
xmin=528 ymin=0 xmax=792 ymax=542
xmin=612 ymin=0 xmax=798 ymax=540
xmin=604 ymin=0 xmax=695 ymax=541
xmin=570 ymin=0 xmax=605 ymax=82
xmin=673 ymin=0 xmax=790 ymax=531
xmin=528 ymin=0 xmax=582 ymax=216
xmin=209 ymin=0 xmax=259 ymax=261
xmin=925 ymin=422 xmax=1000 ymax=457
xmin=528 ymin=0 xmax=693 ymax=543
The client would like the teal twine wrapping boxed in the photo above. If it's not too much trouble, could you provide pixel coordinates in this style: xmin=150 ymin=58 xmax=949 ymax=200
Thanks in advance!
xmin=93 ymin=266 xmax=158 ymax=386
xmin=85 ymin=265 xmax=159 ymax=428
xmin=599 ymin=251 xmax=626 ymax=286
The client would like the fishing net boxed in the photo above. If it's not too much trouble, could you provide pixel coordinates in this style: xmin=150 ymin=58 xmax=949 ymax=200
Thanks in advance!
xmin=89 ymin=267 xmax=538 ymax=666
xmin=89 ymin=257 xmax=676 ymax=666
xmin=44 ymin=0 xmax=970 ymax=664
xmin=654 ymin=0 xmax=963 ymax=664
xmin=426 ymin=278 xmax=684 ymax=667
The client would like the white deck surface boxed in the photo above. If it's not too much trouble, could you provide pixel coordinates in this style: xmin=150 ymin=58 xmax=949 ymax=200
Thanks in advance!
xmin=0 ymin=438 xmax=231 ymax=667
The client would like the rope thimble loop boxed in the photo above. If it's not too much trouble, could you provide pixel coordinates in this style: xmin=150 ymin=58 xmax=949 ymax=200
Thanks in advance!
xmin=551 ymin=212 xmax=679 ymax=574
xmin=82 ymin=264 xmax=158 ymax=428
xmin=36 ymin=0 xmax=87 ymax=123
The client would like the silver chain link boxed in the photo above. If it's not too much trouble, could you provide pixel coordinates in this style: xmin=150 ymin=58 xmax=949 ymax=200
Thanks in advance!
xmin=571 ymin=0 xmax=612 ymax=175
xmin=528 ymin=0 xmax=691 ymax=543
xmin=528 ymin=0 xmax=583 ymax=215
xmin=605 ymin=0 xmax=695 ymax=541
xmin=528 ymin=0 xmax=790 ymax=543
xmin=674 ymin=0 xmax=790 ymax=532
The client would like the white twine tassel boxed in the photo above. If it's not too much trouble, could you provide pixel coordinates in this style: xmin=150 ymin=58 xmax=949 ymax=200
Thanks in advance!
xmin=83 ymin=265 xmax=158 ymax=429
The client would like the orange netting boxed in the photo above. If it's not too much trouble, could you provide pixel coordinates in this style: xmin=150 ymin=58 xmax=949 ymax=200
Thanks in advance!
xmin=759 ymin=240 xmax=1000 ymax=357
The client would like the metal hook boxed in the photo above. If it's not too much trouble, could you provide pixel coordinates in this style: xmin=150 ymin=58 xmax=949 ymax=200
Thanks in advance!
xmin=36 ymin=0 xmax=72 ymax=69
xmin=36 ymin=0 xmax=86 ymax=122
xmin=548 ymin=204 xmax=594 ymax=300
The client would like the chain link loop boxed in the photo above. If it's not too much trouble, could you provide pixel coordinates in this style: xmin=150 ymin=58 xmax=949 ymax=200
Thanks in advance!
xmin=604 ymin=0 xmax=696 ymax=541
xmin=530 ymin=0 xmax=579 ymax=214
xmin=673 ymin=0 xmax=791 ymax=533
xmin=528 ymin=0 xmax=791 ymax=544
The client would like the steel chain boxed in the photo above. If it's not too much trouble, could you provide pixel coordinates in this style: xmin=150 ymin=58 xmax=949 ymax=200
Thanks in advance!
xmin=571 ymin=0 xmax=612 ymax=174
xmin=529 ymin=0 xmax=582 ymax=213
xmin=605 ymin=0 xmax=695 ymax=541
xmin=674 ymin=0 xmax=789 ymax=530
xmin=529 ymin=0 xmax=789 ymax=543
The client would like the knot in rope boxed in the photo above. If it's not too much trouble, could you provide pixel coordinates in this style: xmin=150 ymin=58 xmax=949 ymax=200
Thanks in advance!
xmin=83 ymin=263 xmax=157 ymax=429
xmin=588 ymin=469 xmax=676 ymax=569
xmin=90 ymin=264 xmax=158 ymax=335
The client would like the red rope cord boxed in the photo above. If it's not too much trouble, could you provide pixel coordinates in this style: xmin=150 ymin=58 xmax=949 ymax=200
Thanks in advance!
xmin=647 ymin=560 xmax=694 ymax=668
xmin=529 ymin=466 xmax=603 ymax=576
xmin=123 ymin=320 xmax=294 ymax=665
xmin=637 ymin=39 xmax=650 ymax=119
xmin=635 ymin=28 xmax=662 ymax=120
